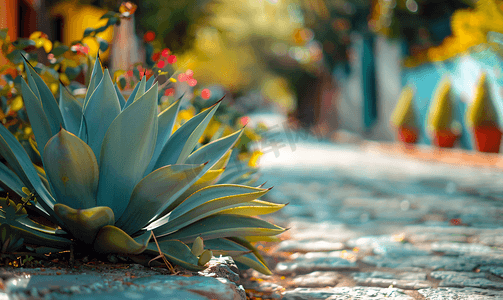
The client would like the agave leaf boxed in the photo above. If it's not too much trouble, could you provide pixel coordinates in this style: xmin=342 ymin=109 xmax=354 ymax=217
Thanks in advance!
xmin=0 ymin=162 xmax=25 ymax=196
xmin=144 ymin=239 xmax=205 ymax=271
xmin=94 ymin=225 xmax=151 ymax=254
xmin=204 ymin=238 xmax=272 ymax=275
xmin=121 ymin=77 xmax=142 ymax=111
xmin=96 ymin=83 xmax=158 ymax=220
xmin=83 ymin=56 xmax=103 ymax=109
xmin=0 ymin=213 xmax=71 ymax=248
xmin=145 ymin=74 xmax=156 ymax=90
xmin=191 ymin=236 xmax=204 ymax=256
xmin=115 ymin=163 xmax=207 ymax=235
xmin=218 ymin=167 xmax=253 ymax=184
xmin=145 ymin=99 xmax=181 ymax=175
xmin=54 ymin=204 xmax=114 ymax=244
xmin=43 ymin=129 xmax=99 ymax=209
xmin=214 ymin=200 xmax=286 ymax=216
xmin=23 ymin=59 xmax=65 ymax=135
xmin=173 ymin=169 xmax=225 ymax=206
xmin=133 ymin=75 xmax=146 ymax=102
xmin=211 ymin=150 xmax=232 ymax=171
xmin=114 ymin=83 xmax=126 ymax=109
xmin=20 ymin=79 xmax=53 ymax=157
xmin=0 ymin=125 xmax=58 ymax=219
xmin=185 ymin=129 xmax=243 ymax=171
xmin=243 ymin=235 xmax=281 ymax=243
xmin=156 ymin=214 xmax=285 ymax=243
xmin=153 ymin=102 xmax=220 ymax=169
xmin=152 ymin=185 xmax=271 ymax=236
xmin=83 ymin=69 xmax=122 ymax=161
xmin=59 ymin=83 xmax=83 ymax=135
xmin=22 ymin=60 xmax=41 ymax=100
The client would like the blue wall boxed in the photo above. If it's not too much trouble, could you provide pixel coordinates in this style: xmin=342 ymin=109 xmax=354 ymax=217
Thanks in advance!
xmin=401 ymin=49 xmax=503 ymax=150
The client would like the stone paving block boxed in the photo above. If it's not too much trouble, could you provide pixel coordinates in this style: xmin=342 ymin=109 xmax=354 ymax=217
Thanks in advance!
xmin=373 ymin=242 xmax=431 ymax=258
xmin=291 ymin=271 xmax=341 ymax=287
xmin=408 ymin=232 xmax=468 ymax=243
xmin=362 ymin=255 xmax=479 ymax=271
xmin=430 ymin=271 xmax=487 ymax=280
xmin=419 ymin=287 xmax=503 ymax=299
xmin=473 ymin=229 xmax=503 ymax=247
xmin=438 ymin=276 xmax=503 ymax=289
xmin=352 ymin=271 xmax=431 ymax=290
xmin=282 ymin=286 xmax=414 ymax=300
xmin=286 ymin=220 xmax=360 ymax=242
xmin=431 ymin=242 xmax=499 ymax=254
xmin=4 ymin=273 xmax=246 ymax=300
xmin=274 ymin=239 xmax=345 ymax=253
xmin=346 ymin=235 xmax=403 ymax=250
xmin=479 ymin=266 xmax=503 ymax=277
xmin=275 ymin=251 xmax=358 ymax=274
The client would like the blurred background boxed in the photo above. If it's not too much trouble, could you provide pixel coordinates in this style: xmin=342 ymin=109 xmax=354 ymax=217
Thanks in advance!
xmin=2 ymin=0 xmax=503 ymax=153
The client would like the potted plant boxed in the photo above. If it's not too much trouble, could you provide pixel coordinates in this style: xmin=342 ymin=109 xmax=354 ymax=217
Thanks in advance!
xmin=466 ymin=73 xmax=502 ymax=153
xmin=391 ymin=85 xmax=419 ymax=144
xmin=427 ymin=77 xmax=460 ymax=148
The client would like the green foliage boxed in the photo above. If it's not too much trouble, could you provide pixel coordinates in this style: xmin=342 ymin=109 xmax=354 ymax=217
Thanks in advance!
xmin=0 ymin=58 xmax=284 ymax=273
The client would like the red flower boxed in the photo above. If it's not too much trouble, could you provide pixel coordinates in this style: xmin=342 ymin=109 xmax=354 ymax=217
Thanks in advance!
xmin=201 ymin=88 xmax=211 ymax=99
xmin=144 ymin=31 xmax=156 ymax=42
xmin=151 ymin=52 xmax=161 ymax=62
xmin=161 ymin=48 xmax=170 ymax=57
xmin=157 ymin=60 xmax=166 ymax=69
xmin=167 ymin=55 xmax=177 ymax=64
xmin=164 ymin=88 xmax=175 ymax=96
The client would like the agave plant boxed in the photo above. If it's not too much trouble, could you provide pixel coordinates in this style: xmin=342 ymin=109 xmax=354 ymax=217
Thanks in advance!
xmin=0 ymin=56 xmax=285 ymax=274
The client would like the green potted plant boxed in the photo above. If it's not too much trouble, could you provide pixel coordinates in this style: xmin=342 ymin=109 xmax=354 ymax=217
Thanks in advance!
xmin=390 ymin=85 xmax=419 ymax=144
xmin=427 ymin=77 xmax=460 ymax=148
xmin=465 ymin=72 xmax=502 ymax=153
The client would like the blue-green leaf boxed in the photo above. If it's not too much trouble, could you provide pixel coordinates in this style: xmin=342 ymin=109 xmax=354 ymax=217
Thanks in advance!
xmin=20 ymin=79 xmax=53 ymax=157
xmin=145 ymin=99 xmax=181 ymax=174
xmin=114 ymin=83 xmax=126 ymax=109
xmin=186 ymin=129 xmax=243 ymax=170
xmin=22 ymin=60 xmax=41 ymax=101
xmin=59 ymin=83 xmax=82 ymax=135
xmin=150 ymin=185 xmax=270 ymax=236
xmin=203 ymin=238 xmax=271 ymax=275
xmin=0 ymin=214 xmax=71 ymax=248
xmin=82 ymin=69 xmax=121 ymax=161
xmin=145 ymin=239 xmax=205 ymax=271
xmin=43 ymin=129 xmax=98 ymax=209
xmin=115 ymin=163 xmax=207 ymax=235
xmin=145 ymin=74 xmax=156 ymax=90
xmin=122 ymin=77 xmax=142 ymax=111
xmin=0 ymin=161 xmax=25 ymax=196
xmin=24 ymin=60 xmax=65 ymax=135
xmin=156 ymin=214 xmax=285 ymax=243
xmin=83 ymin=57 xmax=103 ymax=109
xmin=96 ymin=83 xmax=158 ymax=220
xmin=153 ymin=102 xmax=220 ymax=169
xmin=133 ymin=75 xmax=147 ymax=102
xmin=94 ymin=225 xmax=151 ymax=254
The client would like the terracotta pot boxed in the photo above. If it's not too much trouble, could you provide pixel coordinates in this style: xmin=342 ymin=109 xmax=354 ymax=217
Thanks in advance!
xmin=474 ymin=125 xmax=502 ymax=153
xmin=397 ymin=125 xmax=418 ymax=144
xmin=433 ymin=129 xmax=457 ymax=148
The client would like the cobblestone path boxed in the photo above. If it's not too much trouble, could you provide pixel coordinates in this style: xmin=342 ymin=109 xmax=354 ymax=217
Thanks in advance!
xmin=242 ymin=142 xmax=503 ymax=299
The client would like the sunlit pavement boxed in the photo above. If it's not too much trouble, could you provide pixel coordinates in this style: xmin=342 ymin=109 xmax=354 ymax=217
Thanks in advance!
xmin=242 ymin=123 xmax=503 ymax=299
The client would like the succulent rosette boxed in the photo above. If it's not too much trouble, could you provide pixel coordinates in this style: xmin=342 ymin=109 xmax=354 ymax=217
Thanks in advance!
xmin=0 ymin=57 xmax=285 ymax=274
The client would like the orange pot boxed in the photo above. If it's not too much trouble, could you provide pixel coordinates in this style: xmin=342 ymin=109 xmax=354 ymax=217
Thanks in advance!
xmin=474 ymin=125 xmax=502 ymax=153
xmin=398 ymin=125 xmax=418 ymax=144
xmin=433 ymin=129 xmax=457 ymax=148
